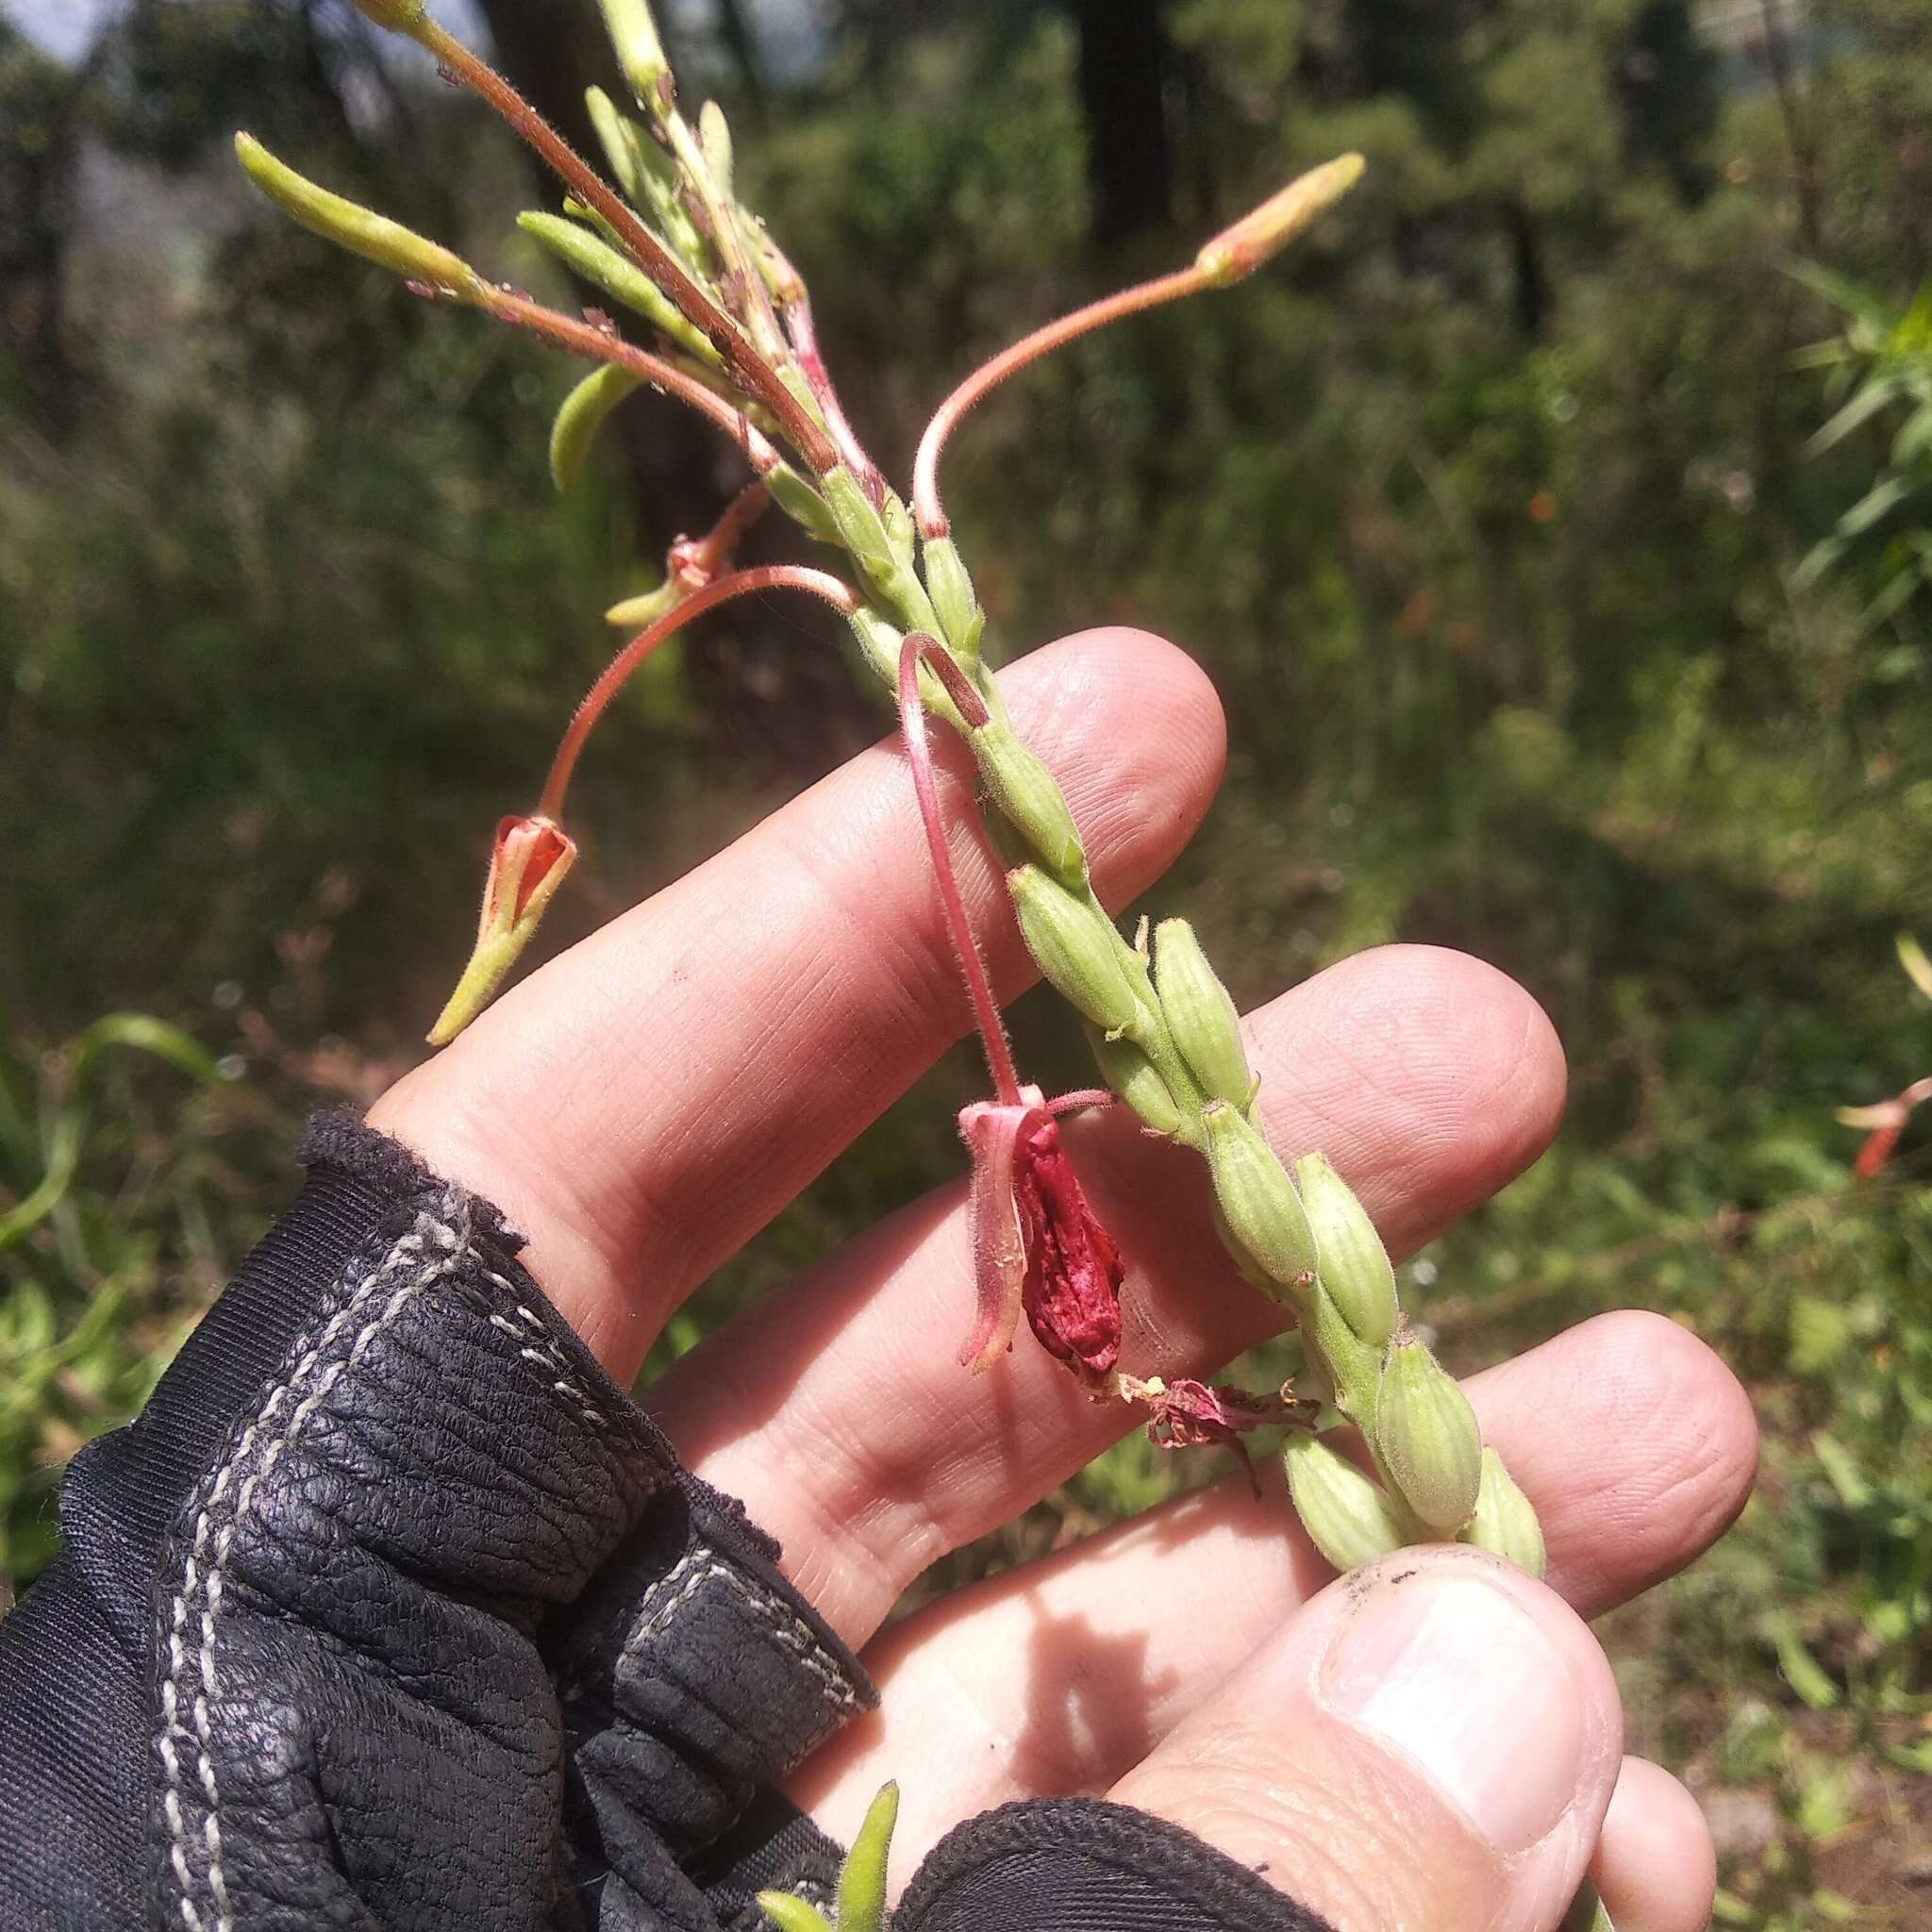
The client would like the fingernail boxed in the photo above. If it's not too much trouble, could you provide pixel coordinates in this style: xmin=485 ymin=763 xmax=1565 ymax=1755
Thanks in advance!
xmin=1319 ymin=1573 xmax=1585 ymax=1854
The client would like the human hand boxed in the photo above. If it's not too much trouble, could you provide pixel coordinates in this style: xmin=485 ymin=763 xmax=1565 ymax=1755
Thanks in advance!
xmin=367 ymin=625 xmax=1756 ymax=1930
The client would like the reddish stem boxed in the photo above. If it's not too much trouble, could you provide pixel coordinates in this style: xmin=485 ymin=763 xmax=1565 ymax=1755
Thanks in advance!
xmin=780 ymin=293 xmax=883 ymax=504
xmin=913 ymin=264 xmax=1204 ymax=539
xmin=681 ymin=478 xmax=771 ymax=578
xmin=486 ymin=287 xmax=778 ymax=472
xmin=420 ymin=20 xmax=840 ymax=475
xmin=538 ymin=565 xmax=858 ymax=822
xmin=897 ymin=633 xmax=1022 ymax=1107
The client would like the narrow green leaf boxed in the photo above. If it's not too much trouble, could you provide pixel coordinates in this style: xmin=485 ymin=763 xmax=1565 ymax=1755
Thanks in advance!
xmin=836 ymin=1780 xmax=899 ymax=1932
xmin=549 ymin=364 xmax=643 ymax=492
xmin=1896 ymin=933 xmax=1932 ymax=1001
xmin=1835 ymin=475 xmax=1914 ymax=540
xmin=1802 ymin=375 xmax=1902 ymax=457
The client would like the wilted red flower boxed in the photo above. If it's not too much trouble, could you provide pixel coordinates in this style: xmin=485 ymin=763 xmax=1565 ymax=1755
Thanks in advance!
xmin=959 ymin=1088 xmax=1124 ymax=1392
xmin=1118 ymin=1374 xmax=1317 ymax=1496
xmin=427 ymin=812 xmax=576 ymax=1045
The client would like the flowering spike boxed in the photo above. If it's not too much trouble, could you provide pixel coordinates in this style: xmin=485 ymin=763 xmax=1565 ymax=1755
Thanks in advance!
xmin=428 ymin=816 xmax=576 ymax=1045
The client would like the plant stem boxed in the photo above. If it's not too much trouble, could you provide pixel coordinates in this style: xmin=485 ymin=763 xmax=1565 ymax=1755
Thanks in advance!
xmin=680 ymin=478 xmax=772 ymax=578
xmin=537 ymin=564 xmax=858 ymax=822
xmin=418 ymin=17 xmax=840 ymax=474
xmin=913 ymin=264 xmax=1206 ymax=538
xmin=898 ymin=634 xmax=1023 ymax=1107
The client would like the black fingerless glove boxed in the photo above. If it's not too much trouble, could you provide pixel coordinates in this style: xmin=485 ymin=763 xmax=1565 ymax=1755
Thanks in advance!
xmin=0 ymin=1115 xmax=1328 ymax=1931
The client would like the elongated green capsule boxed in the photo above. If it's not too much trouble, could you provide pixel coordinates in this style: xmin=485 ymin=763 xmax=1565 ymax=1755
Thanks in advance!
xmin=1087 ymin=1027 xmax=1186 ymax=1139
xmin=549 ymin=364 xmax=642 ymax=492
xmin=1200 ymin=1101 xmax=1318 ymax=1293
xmin=1008 ymin=867 xmax=1143 ymax=1035
xmin=597 ymin=0 xmax=672 ymax=105
xmin=584 ymin=86 xmax=643 ymax=200
xmin=698 ymin=100 xmax=734 ymax=201
xmin=1376 ymin=1329 xmax=1483 ymax=1532
xmin=922 ymin=535 xmax=984 ymax=663
xmin=1152 ymin=919 xmax=1252 ymax=1110
xmin=234 ymin=135 xmax=481 ymax=297
xmin=974 ymin=720 xmax=1085 ymax=886
xmin=1293 ymin=1153 xmax=1398 ymax=1351
xmin=516 ymin=212 xmax=717 ymax=363
xmin=1284 ymin=1434 xmax=1407 ymax=1572
xmin=1459 ymin=1445 xmax=1547 ymax=1577
xmin=822 ymin=465 xmax=898 ymax=581
xmin=765 ymin=464 xmax=841 ymax=543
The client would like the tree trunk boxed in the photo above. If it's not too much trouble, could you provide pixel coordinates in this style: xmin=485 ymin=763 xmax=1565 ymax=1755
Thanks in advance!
xmin=1070 ymin=0 xmax=1174 ymax=247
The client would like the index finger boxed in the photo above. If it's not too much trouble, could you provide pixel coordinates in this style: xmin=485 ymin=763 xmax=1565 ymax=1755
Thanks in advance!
xmin=369 ymin=628 xmax=1226 ymax=1378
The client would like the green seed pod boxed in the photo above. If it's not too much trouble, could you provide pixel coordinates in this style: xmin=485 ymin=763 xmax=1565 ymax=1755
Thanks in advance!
xmin=1283 ymin=1435 xmax=1407 ymax=1572
xmin=822 ymin=466 xmax=898 ymax=582
xmin=1376 ymin=1328 xmax=1483 ymax=1532
xmin=697 ymin=100 xmax=734 ymax=201
xmin=1459 ymin=1445 xmax=1547 ymax=1578
xmin=1200 ymin=1101 xmax=1318 ymax=1294
xmin=1086 ymin=1027 xmax=1186 ymax=1139
xmin=765 ymin=464 xmax=842 ymax=544
xmin=922 ymin=536 xmax=985 ymax=663
xmin=516 ymin=212 xmax=715 ymax=363
xmin=1151 ymin=919 xmax=1253 ymax=1110
xmin=550 ymin=364 xmax=642 ymax=493
xmin=234 ymin=135 xmax=481 ymax=297
xmin=1008 ymin=867 xmax=1143 ymax=1035
xmin=597 ymin=0 xmax=672 ymax=105
xmin=583 ymin=87 xmax=643 ymax=201
xmin=1293 ymin=1153 xmax=1398 ymax=1351
xmin=974 ymin=720 xmax=1085 ymax=887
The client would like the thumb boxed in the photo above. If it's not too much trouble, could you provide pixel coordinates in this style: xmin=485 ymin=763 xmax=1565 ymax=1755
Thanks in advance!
xmin=1108 ymin=1544 xmax=1623 ymax=1932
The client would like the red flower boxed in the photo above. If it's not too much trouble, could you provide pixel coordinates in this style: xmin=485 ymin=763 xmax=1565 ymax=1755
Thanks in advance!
xmin=958 ymin=1087 xmax=1123 ymax=1392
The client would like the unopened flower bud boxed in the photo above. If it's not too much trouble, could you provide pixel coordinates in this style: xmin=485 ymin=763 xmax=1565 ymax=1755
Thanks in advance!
xmin=551 ymin=364 xmax=643 ymax=494
xmin=1376 ymin=1327 xmax=1483 ymax=1532
xmin=698 ymin=100 xmax=734 ymax=200
xmin=1152 ymin=919 xmax=1253 ymax=1110
xmin=235 ymin=135 xmax=481 ymax=298
xmin=1284 ymin=1434 xmax=1407 ymax=1572
xmin=603 ymin=577 xmax=684 ymax=630
xmin=1459 ymin=1445 xmax=1547 ymax=1577
xmin=1008 ymin=867 xmax=1143 ymax=1035
xmin=975 ymin=722 xmax=1085 ymax=887
xmin=1201 ymin=1101 xmax=1318 ymax=1293
xmin=1293 ymin=1152 xmax=1398 ymax=1350
xmin=1086 ymin=1027 xmax=1186 ymax=1139
xmin=922 ymin=535 xmax=985 ymax=664
xmin=428 ymin=815 xmax=576 ymax=1046
xmin=1195 ymin=154 xmax=1365 ymax=288
xmin=597 ymin=0 xmax=672 ymax=107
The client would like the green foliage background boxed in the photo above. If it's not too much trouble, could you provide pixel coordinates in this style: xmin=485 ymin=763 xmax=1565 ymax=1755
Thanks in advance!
xmin=3 ymin=0 xmax=1929 ymax=1919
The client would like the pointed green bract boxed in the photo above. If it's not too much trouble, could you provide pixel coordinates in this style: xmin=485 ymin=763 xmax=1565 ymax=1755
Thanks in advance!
xmin=1459 ymin=1444 xmax=1547 ymax=1576
xmin=1008 ymin=866 xmax=1144 ymax=1034
xmin=974 ymin=721 xmax=1085 ymax=885
xmin=836 ymin=1781 xmax=899 ymax=1932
